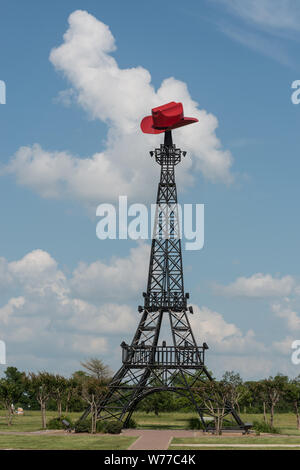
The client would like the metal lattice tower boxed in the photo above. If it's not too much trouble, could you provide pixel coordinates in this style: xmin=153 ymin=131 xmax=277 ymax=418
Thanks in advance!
xmin=81 ymin=130 xmax=244 ymax=430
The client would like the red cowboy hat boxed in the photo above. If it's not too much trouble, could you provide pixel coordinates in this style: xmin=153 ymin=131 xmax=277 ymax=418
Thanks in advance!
xmin=140 ymin=101 xmax=198 ymax=134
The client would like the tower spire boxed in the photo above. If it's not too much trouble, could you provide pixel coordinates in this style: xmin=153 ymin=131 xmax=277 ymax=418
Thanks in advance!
xmin=81 ymin=104 xmax=245 ymax=431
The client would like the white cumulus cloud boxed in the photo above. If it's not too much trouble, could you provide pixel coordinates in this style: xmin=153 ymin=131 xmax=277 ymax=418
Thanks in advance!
xmin=271 ymin=303 xmax=300 ymax=330
xmin=272 ymin=336 xmax=295 ymax=355
xmin=190 ymin=305 xmax=265 ymax=353
xmin=0 ymin=247 xmax=144 ymax=372
xmin=5 ymin=10 xmax=235 ymax=208
xmin=70 ymin=243 xmax=149 ymax=301
xmin=215 ymin=273 xmax=295 ymax=298
xmin=0 ymin=247 xmax=296 ymax=377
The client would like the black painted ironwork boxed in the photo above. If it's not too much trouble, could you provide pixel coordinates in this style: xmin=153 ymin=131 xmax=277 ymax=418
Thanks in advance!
xmin=81 ymin=130 xmax=245 ymax=431
xmin=121 ymin=344 xmax=206 ymax=367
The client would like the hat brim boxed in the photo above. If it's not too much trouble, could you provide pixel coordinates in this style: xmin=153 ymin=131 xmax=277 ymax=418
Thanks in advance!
xmin=140 ymin=116 xmax=198 ymax=134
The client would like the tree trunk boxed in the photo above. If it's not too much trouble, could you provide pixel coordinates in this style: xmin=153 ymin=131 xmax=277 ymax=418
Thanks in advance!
xmin=217 ymin=417 xmax=222 ymax=435
xmin=41 ymin=402 xmax=47 ymax=429
xmin=91 ymin=404 xmax=94 ymax=434
xmin=92 ymin=404 xmax=95 ymax=434
xmin=215 ymin=413 xmax=223 ymax=435
xmin=295 ymin=402 xmax=300 ymax=430
xmin=270 ymin=404 xmax=274 ymax=427
xmin=6 ymin=406 xmax=12 ymax=426
xmin=65 ymin=395 xmax=70 ymax=414
xmin=213 ymin=417 xmax=217 ymax=434
xmin=58 ymin=400 xmax=62 ymax=418
xmin=93 ymin=405 xmax=97 ymax=434
xmin=91 ymin=396 xmax=97 ymax=434
xmin=263 ymin=402 xmax=267 ymax=423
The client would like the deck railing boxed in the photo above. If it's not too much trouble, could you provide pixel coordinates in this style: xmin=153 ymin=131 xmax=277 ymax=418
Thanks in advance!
xmin=121 ymin=344 xmax=205 ymax=366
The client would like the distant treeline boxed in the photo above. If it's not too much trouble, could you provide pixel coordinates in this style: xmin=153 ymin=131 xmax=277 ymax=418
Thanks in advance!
xmin=0 ymin=360 xmax=300 ymax=430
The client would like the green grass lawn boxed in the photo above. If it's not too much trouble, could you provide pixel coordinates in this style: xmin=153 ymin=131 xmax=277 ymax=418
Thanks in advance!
xmin=1 ymin=410 xmax=300 ymax=450
xmin=132 ymin=411 xmax=198 ymax=429
xmin=172 ymin=436 xmax=300 ymax=445
xmin=132 ymin=411 xmax=300 ymax=434
xmin=169 ymin=435 xmax=300 ymax=451
xmin=0 ymin=410 xmax=82 ymax=432
xmin=1 ymin=410 xmax=300 ymax=434
xmin=240 ymin=412 xmax=300 ymax=436
xmin=0 ymin=434 xmax=136 ymax=450
xmin=169 ymin=446 xmax=300 ymax=450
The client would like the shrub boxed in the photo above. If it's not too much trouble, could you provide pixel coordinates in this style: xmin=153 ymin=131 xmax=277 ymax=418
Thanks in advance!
xmin=74 ymin=419 xmax=91 ymax=433
xmin=252 ymin=420 xmax=280 ymax=434
xmin=123 ymin=418 xmax=137 ymax=429
xmin=47 ymin=415 xmax=73 ymax=430
xmin=102 ymin=420 xmax=123 ymax=434
xmin=96 ymin=420 xmax=105 ymax=433
xmin=222 ymin=419 xmax=236 ymax=428
xmin=187 ymin=417 xmax=204 ymax=430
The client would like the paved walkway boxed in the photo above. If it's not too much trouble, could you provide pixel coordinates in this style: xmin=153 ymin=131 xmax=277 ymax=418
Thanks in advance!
xmin=123 ymin=430 xmax=300 ymax=450
xmin=123 ymin=430 xmax=198 ymax=450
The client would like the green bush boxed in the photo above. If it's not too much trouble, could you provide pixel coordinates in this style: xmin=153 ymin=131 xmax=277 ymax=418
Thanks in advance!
xmin=47 ymin=415 xmax=73 ymax=430
xmin=123 ymin=418 xmax=137 ymax=429
xmin=102 ymin=420 xmax=123 ymax=434
xmin=74 ymin=419 xmax=91 ymax=433
xmin=96 ymin=420 xmax=106 ymax=433
xmin=252 ymin=420 xmax=280 ymax=434
xmin=187 ymin=417 xmax=204 ymax=430
xmin=222 ymin=419 xmax=236 ymax=428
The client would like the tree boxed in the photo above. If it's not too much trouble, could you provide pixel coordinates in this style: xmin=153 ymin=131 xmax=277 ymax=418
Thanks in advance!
xmin=80 ymin=358 xmax=111 ymax=381
xmin=0 ymin=380 xmax=22 ymax=425
xmin=262 ymin=374 xmax=288 ymax=427
xmin=52 ymin=375 xmax=68 ymax=417
xmin=197 ymin=380 xmax=233 ymax=435
xmin=222 ymin=371 xmax=244 ymax=413
xmin=285 ymin=376 xmax=300 ymax=430
xmin=0 ymin=367 xmax=25 ymax=426
xmin=252 ymin=380 xmax=269 ymax=422
xmin=4 ymin=367 xmax=25 ymax=386
xmin=79 ymin=377 xmax=108 ymax=433
xmin=139 ymin=391 xmax=172 ymax=416
xmin=238 ymin=381 xmax=255 ymax=413
xmin=72 ymin=370 xmax=89 ymax=382
xmin=64 ymin=377 xmax=79 ymax=414
xmin=27 ymin=372 xmax=56 ymax=429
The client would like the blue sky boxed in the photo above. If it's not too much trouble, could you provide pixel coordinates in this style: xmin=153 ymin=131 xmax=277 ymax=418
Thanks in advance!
xmin=1 ymin=0 xmax=300 ymax=379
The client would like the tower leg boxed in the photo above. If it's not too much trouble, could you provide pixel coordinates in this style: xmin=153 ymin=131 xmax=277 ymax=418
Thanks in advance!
xmin=80 ymin=132 xmax=246 ymax=431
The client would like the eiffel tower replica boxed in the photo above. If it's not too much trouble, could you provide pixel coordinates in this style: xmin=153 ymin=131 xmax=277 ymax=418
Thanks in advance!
xmin=82 ymin=102 xmax=245 ymax=431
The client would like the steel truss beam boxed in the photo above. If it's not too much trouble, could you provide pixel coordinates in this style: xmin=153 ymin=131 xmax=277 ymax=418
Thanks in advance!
xmin=81 ymin=131 xmax=245 ymax=431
